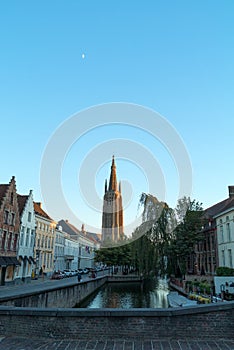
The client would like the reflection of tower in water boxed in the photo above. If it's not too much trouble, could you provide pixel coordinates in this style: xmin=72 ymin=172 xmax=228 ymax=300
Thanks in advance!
xmin=101 ymin=156 xmax=124 ymax=243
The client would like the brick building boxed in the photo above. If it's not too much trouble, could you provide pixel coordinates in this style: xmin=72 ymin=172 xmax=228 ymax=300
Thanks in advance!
xmin=0 ymin=176 xmax=21 ymax=285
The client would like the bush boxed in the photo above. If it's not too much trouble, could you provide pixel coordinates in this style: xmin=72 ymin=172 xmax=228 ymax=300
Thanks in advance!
xmin=216 ymin=267 xmax=234 ymax=276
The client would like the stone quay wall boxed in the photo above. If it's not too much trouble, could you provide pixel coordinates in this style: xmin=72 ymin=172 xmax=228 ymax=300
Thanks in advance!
xmin=0 ymin=302 xmax=233 ymax=340
xmin=0 ymin=276 xmax=107 ymax=308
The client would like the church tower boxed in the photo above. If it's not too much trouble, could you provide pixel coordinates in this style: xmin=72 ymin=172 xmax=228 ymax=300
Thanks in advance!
xmin=102 ymin=156 xmax=124 ymax=244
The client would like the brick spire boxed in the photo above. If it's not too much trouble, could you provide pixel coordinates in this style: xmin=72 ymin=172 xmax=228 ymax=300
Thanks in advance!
xmin=108 ymin=155 xmax=117 ymax=191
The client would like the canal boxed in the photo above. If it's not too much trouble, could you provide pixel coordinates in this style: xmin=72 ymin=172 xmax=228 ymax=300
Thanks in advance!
xmin=76 ymin=278 xmax=169 ymax=308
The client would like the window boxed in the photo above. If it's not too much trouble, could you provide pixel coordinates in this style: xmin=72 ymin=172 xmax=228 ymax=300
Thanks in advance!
xmin=227 ymin=223 xmax=231 ymax=242
xmin=41 ymin=236 xmax=44 ymax=248
xmin=211 ymin=236 xmax=215 ymax=250
xmin=13 ymin=234 xmax=18 ymax=251
xmin=7 ymin=232 xmax=12 ymax=250
xmin=222 ymin=250 xmax=225 ymax=266
xmin=10 ymin=192 xmax=14 ymax=205
xmin=28 ymin=212 xmax=32 ymax=222
xmin=4 ymin=210 xmax=9 ymax=224
xmin=220 ymin=225 xmax=224 ymax=242
xmin=20 ymin=226 xmax=25 ymax=246
xmin=11 ymin=213 xmax=15 ymax=226
xmin=25 ymin=228 xmax=30 ymax=247
xmin=1 ymin=230 xmax=7 ymax=250
xmin=30 ymin=230 xmax=34 ymax=247
xmin=37 ymin=234 xmax=41 ymax=248
xmin=45 ymin=236 xmax=47 ymax=249
xmin=228 ymin=249 xmax=233 ymax=268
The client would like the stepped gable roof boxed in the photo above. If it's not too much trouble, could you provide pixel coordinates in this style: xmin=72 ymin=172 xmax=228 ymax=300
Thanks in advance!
xmin=34 ymin=202 xmax=52 ymax=220
xmin=17 ymin=195 xmax=28 ymax=217
xmin=0 ymin=184 xmax=8 ymax=206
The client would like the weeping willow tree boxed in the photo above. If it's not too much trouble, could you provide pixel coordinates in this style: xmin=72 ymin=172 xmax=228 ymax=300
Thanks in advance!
xmin=129 ymin=193 xmax=176 ymax=276
xmin=129 ymin=194 xmax=203 ymax=278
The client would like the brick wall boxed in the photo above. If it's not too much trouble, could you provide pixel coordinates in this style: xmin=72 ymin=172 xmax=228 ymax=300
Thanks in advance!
xmin=0 ymin=302 xmax=233 ymax=340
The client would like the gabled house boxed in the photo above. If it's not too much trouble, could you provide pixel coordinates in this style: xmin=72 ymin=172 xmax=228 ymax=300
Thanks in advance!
xmin=0 ymin=176 xmax=21 ymax=285
xmin=34 ymin=202 xmax=56 ymax=277
xmin=15 ymin=190 xmax=36 ymax=283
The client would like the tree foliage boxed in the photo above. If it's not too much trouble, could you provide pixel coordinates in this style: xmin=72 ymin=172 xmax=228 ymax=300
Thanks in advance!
xmin=95 ymin=194 xmax=204 ymax=278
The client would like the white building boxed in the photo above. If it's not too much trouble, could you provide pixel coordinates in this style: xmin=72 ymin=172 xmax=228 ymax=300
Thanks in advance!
xmin=78 ymin=231 xmax=97 ymax=269
xmin=54 ymin=226 xmax=66 ymax=272
xmin=64 ymin=234 xmax=79 ymax=270
xmin=58 ymin=220 xmax=101 ymax=270
xmin=215 ymin=186 xmax=234 ymax=269
xmin=15 ymin=190 xmax=36 ymax=283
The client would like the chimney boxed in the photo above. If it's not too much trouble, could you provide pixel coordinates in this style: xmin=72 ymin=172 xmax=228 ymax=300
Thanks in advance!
xmin=228 ymin=186 xmax=234 ymax=198
xmin=37 ymin=202 xmax=42 ymax=208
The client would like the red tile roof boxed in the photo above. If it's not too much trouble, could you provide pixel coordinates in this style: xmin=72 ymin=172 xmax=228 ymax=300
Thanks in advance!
xmin=33 ymin=202 xmax=52 ymax=220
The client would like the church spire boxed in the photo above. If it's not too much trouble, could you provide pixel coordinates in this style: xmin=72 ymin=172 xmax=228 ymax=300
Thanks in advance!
xmin=108 ymin=155 xmax=117 ymax=191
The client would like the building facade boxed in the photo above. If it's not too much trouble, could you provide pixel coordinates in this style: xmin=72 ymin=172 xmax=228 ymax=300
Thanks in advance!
xmin=215 ymin=191 xmax=234 ymax=269
xmin=54 ymin=226 xmax=66 ymax=272
xmin=58 ymin=220 xmax=99 ymax=269
xmin=0 ymin=176 xmax=21 ymax=285
xmin=102 ymin=156 xmax=123 ymax=244
xmin=64 ymin=234 xmax=79 ymax=270
xmin=189 ymin=186 xmax=234 ymax=276
xmin=15 ymin=190 xmax=36 ymax=282
xmin=34 ymin=202 xmax=56 ymax=277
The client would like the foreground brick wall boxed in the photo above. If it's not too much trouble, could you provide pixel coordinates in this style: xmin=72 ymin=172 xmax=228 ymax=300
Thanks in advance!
xmin=0 ymin=302 xmax=233 ymax=340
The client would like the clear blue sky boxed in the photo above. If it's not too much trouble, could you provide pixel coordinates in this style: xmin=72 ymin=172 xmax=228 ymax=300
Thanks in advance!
xmin=0 ymin=1 xmax=234 ymax=235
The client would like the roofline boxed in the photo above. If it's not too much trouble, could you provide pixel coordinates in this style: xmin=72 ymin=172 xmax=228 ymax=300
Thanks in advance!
xmin=213 ymin=207 xmax=234 ymax=218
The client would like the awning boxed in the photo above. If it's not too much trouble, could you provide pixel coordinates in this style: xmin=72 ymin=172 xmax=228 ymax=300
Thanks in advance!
xmin=64 ymin=255 xmax=74 ymax=260
xmin=24 ymin=256 xmax=31 ymax=263
xmin=0 ymin=257 xmax=7 ymax=266
xmin=2 ymin=257 xmax=21 ymax=266
xmin=29 ymin=256 xmax=36 ymax=264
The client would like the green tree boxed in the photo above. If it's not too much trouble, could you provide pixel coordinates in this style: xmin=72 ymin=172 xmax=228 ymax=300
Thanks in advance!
xmin=167 ymin=197 xmax=204 ymax=277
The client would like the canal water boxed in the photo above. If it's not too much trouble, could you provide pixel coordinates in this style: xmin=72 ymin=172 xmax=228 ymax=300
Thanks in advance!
xmin=76 ymin=278 xmax=169 ymax=308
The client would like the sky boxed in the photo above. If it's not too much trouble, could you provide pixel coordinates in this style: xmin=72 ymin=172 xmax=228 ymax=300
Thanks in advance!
xmin=0 ymin=1 xmax=234 ymax=235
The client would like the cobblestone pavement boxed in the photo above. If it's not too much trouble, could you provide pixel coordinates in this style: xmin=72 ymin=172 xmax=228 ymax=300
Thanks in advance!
xmin=0 ymin=337 xmax=234 ymax=350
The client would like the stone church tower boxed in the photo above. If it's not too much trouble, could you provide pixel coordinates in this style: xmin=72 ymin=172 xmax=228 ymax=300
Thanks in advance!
xmin=102 ymin=156 xmax=123 ymax=243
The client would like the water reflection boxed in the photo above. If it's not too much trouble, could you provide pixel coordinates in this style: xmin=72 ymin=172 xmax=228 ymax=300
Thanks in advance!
xmin=76 ymin=278 xmax=169 ymax=308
